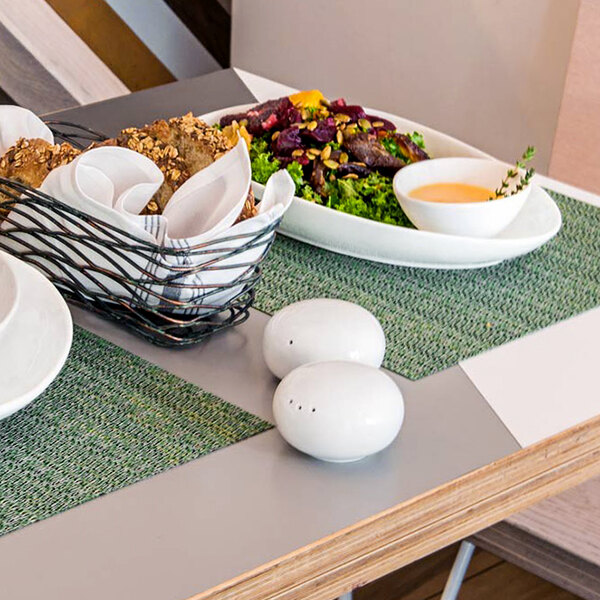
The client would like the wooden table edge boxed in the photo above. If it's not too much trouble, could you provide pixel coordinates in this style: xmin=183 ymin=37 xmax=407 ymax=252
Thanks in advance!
xmin=186 ymin=414 xmax=600 ymax=600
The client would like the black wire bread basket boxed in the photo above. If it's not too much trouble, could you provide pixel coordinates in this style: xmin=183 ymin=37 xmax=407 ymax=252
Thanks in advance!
xmin=0 ymin=122 xmax=280 ymax=346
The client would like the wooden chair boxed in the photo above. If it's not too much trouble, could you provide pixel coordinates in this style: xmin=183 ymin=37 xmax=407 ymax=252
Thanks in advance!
xmin=440 ymin=476 xmax=600 ymax=599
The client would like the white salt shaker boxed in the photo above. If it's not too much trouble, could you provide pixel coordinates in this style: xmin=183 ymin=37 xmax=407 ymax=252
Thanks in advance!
xmin=262 ymin=299 xmax=385 ymax=379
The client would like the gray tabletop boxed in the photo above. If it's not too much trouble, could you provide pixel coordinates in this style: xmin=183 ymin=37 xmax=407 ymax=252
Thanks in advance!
xmin=0 ymin=69 xmax=519 ymax=600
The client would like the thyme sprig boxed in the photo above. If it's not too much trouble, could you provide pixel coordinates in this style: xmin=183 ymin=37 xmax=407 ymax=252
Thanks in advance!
xmin=492 ymin=146 xmax=536 ymax=199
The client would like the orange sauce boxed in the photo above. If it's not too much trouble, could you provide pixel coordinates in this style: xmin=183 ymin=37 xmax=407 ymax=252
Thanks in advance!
xmin=410 ymin=183 xmax=495 ymax=203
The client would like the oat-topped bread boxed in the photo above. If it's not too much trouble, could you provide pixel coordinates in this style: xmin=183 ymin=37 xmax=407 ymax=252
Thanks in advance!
xmin=0 ymin=137 xmax=81 ymax=189
xmin=102 ymin=112 xmax=247 ymax=216
xmin=0 ymin=114 xmax=257 ymax=223
xmin=0 ymin=137 xmax=81 ymax=217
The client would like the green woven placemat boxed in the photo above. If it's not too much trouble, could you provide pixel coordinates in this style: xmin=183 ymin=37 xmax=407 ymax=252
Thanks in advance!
xmin=255 ymin=191 xmax=600 ymax=380
xmin=0 ymin=326 xmax=271 ymax=537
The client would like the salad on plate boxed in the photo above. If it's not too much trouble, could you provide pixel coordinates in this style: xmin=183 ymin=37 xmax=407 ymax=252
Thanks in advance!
xmin=217 ymin=90 xmax=430 ymax=228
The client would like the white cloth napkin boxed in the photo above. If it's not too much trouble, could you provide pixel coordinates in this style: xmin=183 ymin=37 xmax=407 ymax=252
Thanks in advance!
xmin=0 ymin=106 xmax=294 ymax=312
xmin=0 ymin=106 xmax=53 ymax=155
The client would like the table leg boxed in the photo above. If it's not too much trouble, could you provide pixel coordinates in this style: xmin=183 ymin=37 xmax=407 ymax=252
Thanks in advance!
xmin=441 ymin=540 xmax=476 ymax=600
xmin=338 ymin=592 xmax=354 ymax=600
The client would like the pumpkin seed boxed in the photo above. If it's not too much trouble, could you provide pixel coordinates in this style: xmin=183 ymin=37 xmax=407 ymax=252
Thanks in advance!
xmin=339 ymin=152 xmax=349 ymax=164
xmin=307 ymin=120 xmax=318 ymax=131
xmin=271 ymin=131 xmax=280 ymax=141
xmin=372 ymin=121 xmax=385 ymax=128
xmin=320 ymin=145 xmax=332 ymax=160
xmin=359 ymin=118 xmax=371 ymax=130
xmin=336 ymin=130 xmax=344 ymax=144
xmin=292 ymin=149 xmax=304 ymax=158
xmin=342 ymin=173 xmax=359 ymax=179
xmin=324 ymin=159 xmax=339 ymax=169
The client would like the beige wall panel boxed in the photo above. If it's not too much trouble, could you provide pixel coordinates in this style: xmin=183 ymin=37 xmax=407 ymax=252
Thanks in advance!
xmin=232 ymin=0 xmax=579 ymax=173
xmin=549 ymin=0 xmax=600 ymax=193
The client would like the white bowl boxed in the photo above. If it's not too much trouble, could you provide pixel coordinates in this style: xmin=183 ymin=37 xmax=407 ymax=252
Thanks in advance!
xmin=393 ymin=158 xmax=531 ymax=238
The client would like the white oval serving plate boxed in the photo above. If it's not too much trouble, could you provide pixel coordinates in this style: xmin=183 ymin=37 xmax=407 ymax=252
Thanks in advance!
xmin=0 ymin=254 xmax=72 ymax=421
xmin=0 ymin=250 xmax=19 ymax=336
xmin=201 ymin=104 xmax=561 ymax=269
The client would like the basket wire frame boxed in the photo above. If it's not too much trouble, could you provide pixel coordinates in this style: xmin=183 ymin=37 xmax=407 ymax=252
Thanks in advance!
xmin=0 ymin=122 xmax=280 ymax=346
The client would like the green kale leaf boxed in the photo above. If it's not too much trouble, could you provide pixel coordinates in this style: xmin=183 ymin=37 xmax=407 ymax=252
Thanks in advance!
xmin=249 ymin=137 xmax=280 ymax=184
xmin=286 ymin=161 xmax=305 ymax=192
xmin=326 ymin=172 xmax=414 ymax=228
xmin=409 ymin=131 xmax=425 ymax=149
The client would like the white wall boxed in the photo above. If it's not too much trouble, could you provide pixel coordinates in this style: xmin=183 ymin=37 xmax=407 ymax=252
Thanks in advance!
xmin=232 ymin=0 xmax=579 ymax=173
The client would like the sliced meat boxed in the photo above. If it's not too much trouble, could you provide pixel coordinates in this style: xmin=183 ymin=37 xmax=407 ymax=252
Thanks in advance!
xmin=337 ymin=162 xmax=372 ymax=178
xmin=310 ymin=159 xmax=328 ymax=196
xmin=342 ymin=131 xmax=405 ymax=170
xmin=219 ymin=97 xmax=300 ymax=135
xmin=390 ymin=133 xmax=430 ymax=163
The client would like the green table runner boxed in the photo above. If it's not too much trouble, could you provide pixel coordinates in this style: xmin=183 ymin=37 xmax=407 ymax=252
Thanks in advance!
xmin=255 ymin=191 xmax=600 ymax=379
xmin=0 ymin=327 xmax=271 ymax=537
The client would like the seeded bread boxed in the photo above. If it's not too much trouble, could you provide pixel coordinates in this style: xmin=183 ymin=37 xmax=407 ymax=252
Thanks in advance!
xmin=0 ymin=114 xmax=256 ymax=223
xmin=104 ymin=112 xmax=236 ymax=215
xmin=0 ymin=137 xmax=81 ymax=218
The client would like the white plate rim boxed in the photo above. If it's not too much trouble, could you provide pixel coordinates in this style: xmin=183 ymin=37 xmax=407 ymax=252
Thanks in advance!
xmin=201 ymin=103 xmax=561 ymax=269
xmin=0 ymin=254 xmax=73 ymax=420
xmin=0 ymin=250 xmax=19 ymax=336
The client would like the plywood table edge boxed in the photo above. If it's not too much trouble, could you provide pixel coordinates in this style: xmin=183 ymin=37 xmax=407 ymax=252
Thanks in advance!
xmin=186 ymin=414 xmax=600 ymax=600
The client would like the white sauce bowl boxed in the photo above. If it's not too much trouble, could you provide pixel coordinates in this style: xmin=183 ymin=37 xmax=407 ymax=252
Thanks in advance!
xmin=393 ymin=157 xmax=532 ymax=238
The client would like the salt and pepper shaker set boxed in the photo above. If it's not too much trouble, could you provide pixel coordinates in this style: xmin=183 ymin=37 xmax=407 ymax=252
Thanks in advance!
xmin=262 ymin=299 xmax=405 ymax=462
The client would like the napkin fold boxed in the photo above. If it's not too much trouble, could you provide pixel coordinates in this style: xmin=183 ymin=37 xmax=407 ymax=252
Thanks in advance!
xmin=0 ymin=106 xmax=294 ymax=312
xmin=0 ymin=106 xmax=53 ymax=155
